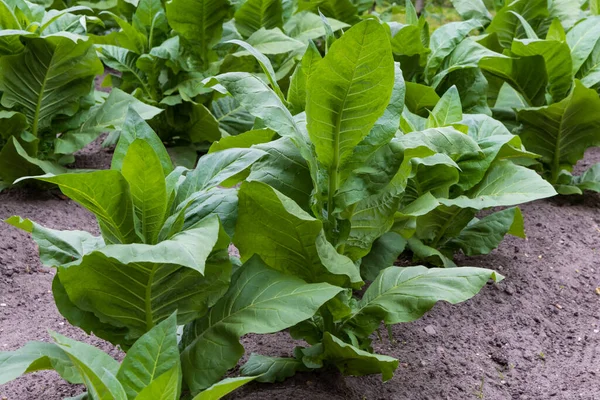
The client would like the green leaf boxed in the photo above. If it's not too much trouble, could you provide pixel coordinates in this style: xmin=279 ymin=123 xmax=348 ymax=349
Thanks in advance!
xmin=341 ymin=266 xmax=503 ymax=338
xmin=430 ymin=37 xmax=506 ymax=89
xmin=192 ymin=376 xmax=257 ymax=400
xmin=288 ymin=40 xmax=321 ymax=114
xmin=235 ymin=27 xmax=304 ymax=56
xmin=4 ymin=216 xmax=104 ymax=267
xmin=180 ymin=255 xmax=342 ymax=392
xmin=548 ymin=0 xmax=581 ymax=31
xmin=175 ymin=147 xmax=266 ymax=203
xmin=306 ymin=19 xmax=394 ymax=169
xmin=234 ymin=0 xmax=283 ymax=38
xmin=51 ymin=332 xmax=127 ymax=400
xmin=426 ymin=86 xmax=462 ymax=128
xmin=166 ymin=0 xmax=232 ymax=65
xmin=486 ymin=0 xmax=548 ymax=48
xmin=133 ymin=0 xmax=168 ymax=40
xmin=227 ymin=37 xmax=287 ymax=101
xmin=510 ymin=38 xmax=573 ymax=102
xmin=303 ymin=332 xmax=398 ymax=380
xmin=234 ymin=181 xmax=362 ymax=287
xmin=444 ymin=207 xmax=524 ymax=256
xmin=55 ymin=89 xmax=162 ymax=155
xmin=0 ymin=110 xmax=27 ymax=139
xmin=112 ymin=108 xmax=173 ymax=176
xmin=216 ymin=72 xmax=305 ymax=144
xmin=0 ymin=342 xmax=80 ymax=386
xmin=567 ymin=16 xmax=600 ymax=76
xmin=188 ymin=103 xmax=222 ymax=144
xmin=517 ymin=81 xmax=600 ymax=182
xmin=450 ymin=0 xmax=492 ymax=22
xmin=240 ymin=354 xmax=307 ymax=383
xmin=0 ymin=34 xmax=101 ymax=138
xmin=211 ymin=96 xmax=255 ymax=136
xmin=248 ymin=137 xmax=313 ymax=210
xmin=209 ymin=128 xmax=275 ymax=153
xmin=480 ymin=52 xmax=548 ymax=107
xmin=425 ymin=20 xmax=482 ymax=82
xmin=441 ymin=160 xmax=557 ymax=208
xmin=134 ymin=364 xmax=181 ymax=400
xmin=0 ymin=137 xmax=67 ymax=185
xmin=121 ymin=139 xmax=168 ymax=244
xmin=404 ymin=82 xmax=440 ymax=117
xmin=32 ymin=171 xmax=140 ymax=244
xmin=284 ymin=11 xmax=348 ymax=43
xmin=117 ymin=313 xmax=180 ymax=399
xmin=572 ymin=163 xmax=600 ymax=192
xmin=360 ymin=232 xmax=406 ymax=282
xmin=57 ymin=215 xmax=230 ymax=342
xmin=297 ymin=0 xmax=359 ymax=24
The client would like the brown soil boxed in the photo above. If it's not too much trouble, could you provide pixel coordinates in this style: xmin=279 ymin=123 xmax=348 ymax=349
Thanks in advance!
xmin=1 ymin=145 xmax=599 ymax=400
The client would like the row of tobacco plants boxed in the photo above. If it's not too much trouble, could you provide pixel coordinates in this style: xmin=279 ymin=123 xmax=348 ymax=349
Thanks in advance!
xmin=1 ymin=0 xmax=600 ymax=398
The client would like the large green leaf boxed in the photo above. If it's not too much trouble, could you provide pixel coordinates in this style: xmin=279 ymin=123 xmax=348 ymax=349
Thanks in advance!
xmin=179 ymin=255 xmax=342 ymax=393
xmin=57 ymin=215 xmax=230 ymax=342
xmin=248 ymin=137 xmax=313 ymax=210
xmin=34 ymin=171 xmax=140 ymax=244
xmin=0 ymin=34 xmax=102 ymax=137
xmin=340 ymin=266 xmax=503 ymax=338
xmin=234 ymin=0 xmax=283 ymax=38
xmin=0 ymin=341 xmax=80 ymax=386
xmin=51 ymin=332 xmax=127 ymax=400
xmin=510 ymin=38 xmax=573 ymax=102
xmin=306 ymin=19 xmax=394 ymax=170
xmin=425 ymin=19 xmax=482 ymax=82
xmin=234 ymin=181 xmax=362 ymax=287
xmin=486 ymin=0 xmax=549 ymax=48
xmin=112 ymin=108 xmax=173 ymax=176
xmin=5 ymin=216 xmax=104 ymax=267
xmin=480 ymin=52 xmax=548 ymax=107
xmin=166 ymin=0 xmax=232 ymax=64
xmin=121 ymin=139 xmax=168 ymax=244
xmin=516 ymin=80 xmax=600 ymax=182
xmin=567 ymin=16 xmax=600 ymax=76
xmin=117 ymin=313 xmax=180 ymax=399
xmin=441 ymin=160 xmax=557 ymax=208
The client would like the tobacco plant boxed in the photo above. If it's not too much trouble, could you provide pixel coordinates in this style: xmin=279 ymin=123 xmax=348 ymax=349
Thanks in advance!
xmin=0 ymin=0 xmax=161 ymax=190
xmin=391 ymin=86 xmax=556 ymax=268
xmin=91 ymin=0 xmax=349 ymax=149
xmin=4 ymin=110 xmax=343 ymax=394
xmin=473 ymin=0 xmax=600 ymax=193
xmin=208 ymin=19 xmax=505 ymax=381
xmin=0 ymin=314 xmax=257 ymax=399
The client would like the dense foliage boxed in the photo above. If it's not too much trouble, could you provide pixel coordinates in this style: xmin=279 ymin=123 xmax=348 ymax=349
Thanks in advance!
xmin=2 ymin=0 xmax=600 ymax=398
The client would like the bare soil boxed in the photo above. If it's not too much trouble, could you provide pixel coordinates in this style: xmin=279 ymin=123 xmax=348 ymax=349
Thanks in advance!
xmin=1 ymin=144 xmax=599 ymax=400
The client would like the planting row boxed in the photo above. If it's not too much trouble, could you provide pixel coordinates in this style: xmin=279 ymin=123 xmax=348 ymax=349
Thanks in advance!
xmin=0 ymin=0 xmax=599 ymax=399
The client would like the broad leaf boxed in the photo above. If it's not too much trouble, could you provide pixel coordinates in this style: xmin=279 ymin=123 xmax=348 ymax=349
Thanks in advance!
xmin=516 ymin=81 xmax=600 ymax=182
xmin=234 ymin=181 xmax=362 ymax=287
xmin=117 ymin=313 xmax=179 ymax=398
xmin=179 ymin=255 xmax=342 ymax=393
xmin=306 ymin=19 xmax=394 ymax=170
